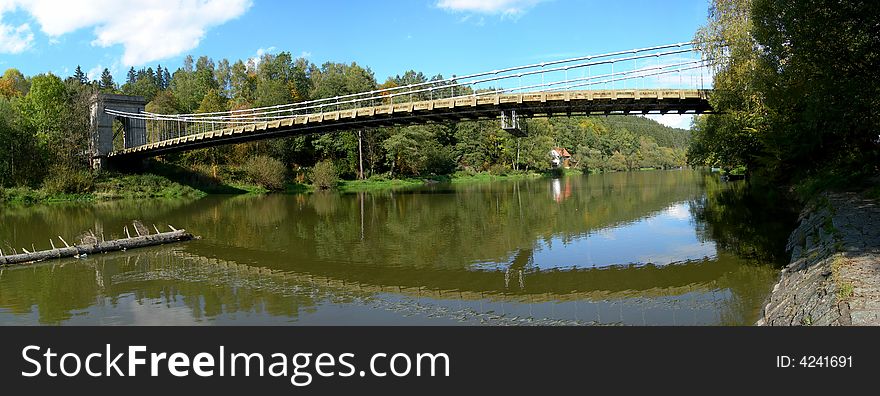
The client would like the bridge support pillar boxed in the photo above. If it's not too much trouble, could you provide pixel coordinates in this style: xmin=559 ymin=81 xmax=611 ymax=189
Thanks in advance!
xmin=89 ymin=93 xmax=147 ymax=170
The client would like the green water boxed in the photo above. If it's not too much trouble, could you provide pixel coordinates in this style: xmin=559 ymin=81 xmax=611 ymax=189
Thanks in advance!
xmin=0 ymin=170 xmax=796 ymax=325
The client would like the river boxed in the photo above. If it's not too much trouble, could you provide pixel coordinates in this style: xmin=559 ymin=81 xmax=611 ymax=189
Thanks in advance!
xmin=0 ymin=170 xmax=797 ymax=325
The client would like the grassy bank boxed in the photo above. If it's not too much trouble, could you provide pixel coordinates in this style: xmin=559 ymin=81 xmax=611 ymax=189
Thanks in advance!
xmin=336 ymin=170 xmax=560 ymax=192
xmin=0 ymin=173 xmax=206 ymax=204
xmin=2 ymin=165 xmax=679 ymax=205
xmin=790 ymin=167 xmax=879 ymax=203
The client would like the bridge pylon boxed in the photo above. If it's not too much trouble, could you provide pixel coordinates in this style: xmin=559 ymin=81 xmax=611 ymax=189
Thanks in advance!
xmin=89 ymin=93 xmax=147 ymax=170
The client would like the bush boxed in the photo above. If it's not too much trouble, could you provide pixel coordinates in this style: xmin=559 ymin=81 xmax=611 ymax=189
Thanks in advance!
xmin=488 ymin=164 xmax=509 ymax=176
xmin=423 ymin=145 xmax=457 ymax=175
xmin=243 ymin=156 xmax=287 ymax=190
xmin=368 ymin=173 xmax=390 ymax=182
xmin=42 ymin=166 xmax=94 ymax=194
xmin=310 ymin=160 xmax=338 ymax=190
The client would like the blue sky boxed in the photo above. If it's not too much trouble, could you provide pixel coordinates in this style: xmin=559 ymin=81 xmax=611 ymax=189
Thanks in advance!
xmin=0 ymin=0 xmax=709 ymax=128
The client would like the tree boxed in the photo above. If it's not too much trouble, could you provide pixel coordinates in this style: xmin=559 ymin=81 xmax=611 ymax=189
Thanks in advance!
xmin=163 ymin=68 xmax=171 ymax=90
xmin=72 ymin=66 xmax=87 ymax=85
xmin=156 ymin=65 xmax=165 ymax=89
xmin=17 ymin=73 xmax=90 ymax=175
xmin=310 ymin=61 xmax=375 ymax=100
xmin=19 ymin=73 xmax=67 ymax=146
xmin=230 ymin=59 xmax=255 ymax=106
xmin=126 ymin=67 xmax=137 ymax=85
xmin=383 ymin=126 xmax=433 ymax=176
xmin=99 ymin=68 xmax=116 ymax=93
xmin=215 ymin=58 xmax=232 ymax=97
xmin=196 ymin=89 xmax=228 ymax=114
xmin=170 ymin=56 xmax=219 ymax=113
xmin=0 ymin=68 xmax=30 ymax=98
xmin=688 ymin=0 xmax=768 ymax=177
xmin=121 ymin=67 xmax=160 ymax=101
xmin=145 ymin=91 xmax=180 ymax=142
xmin=751 ymin=0 xmax=880 ymax=178
xmin=0 ymin=97 xmax=42 ymax=186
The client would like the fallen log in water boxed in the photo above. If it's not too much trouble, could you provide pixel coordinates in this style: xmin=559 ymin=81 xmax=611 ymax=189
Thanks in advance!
xmin=0 ymin=223 xmax=198 ymax=266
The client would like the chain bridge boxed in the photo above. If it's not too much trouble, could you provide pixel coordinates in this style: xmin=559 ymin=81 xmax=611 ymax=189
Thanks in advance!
xmin=89 ymin=42 xmax=715 ymax=168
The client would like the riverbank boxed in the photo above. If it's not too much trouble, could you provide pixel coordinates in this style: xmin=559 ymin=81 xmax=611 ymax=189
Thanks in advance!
xmin=758 ymin=190 xmax=880 ymax=325
xmin=1 ymin=168 xmax=585 ymax=204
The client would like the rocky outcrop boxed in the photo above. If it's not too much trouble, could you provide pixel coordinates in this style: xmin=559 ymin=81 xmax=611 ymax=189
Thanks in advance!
xmin=758 ymin=192 xmax=880 ymax=326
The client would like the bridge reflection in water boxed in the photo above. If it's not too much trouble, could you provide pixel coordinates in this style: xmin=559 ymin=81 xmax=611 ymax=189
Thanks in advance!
xmin=0 ymin=171 xmax=794 ymax=325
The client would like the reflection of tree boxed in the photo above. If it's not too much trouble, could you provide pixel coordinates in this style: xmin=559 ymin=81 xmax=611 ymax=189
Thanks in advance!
xmin=0 ymin=170 xmax=795 ymax=325
xmin=689 ymin=175 xmax=797 ymax=263
xmin=164 ymin=170 xmax=708 ymax=273
xmin=688 ymin=176 xmax=799 ymax=325
xmin=0 ymin=249 xmax=337 ymax=325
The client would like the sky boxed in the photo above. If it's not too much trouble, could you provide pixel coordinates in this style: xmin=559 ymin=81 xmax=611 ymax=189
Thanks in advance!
xmin=0 ymin=0 xmax=709 ymax=129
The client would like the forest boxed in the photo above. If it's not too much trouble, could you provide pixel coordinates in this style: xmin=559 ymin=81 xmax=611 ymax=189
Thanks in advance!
xmin=0 ymin=47 xmax=690 ymax=199
xmin=687 ymin=0 xmax=879 ymax=197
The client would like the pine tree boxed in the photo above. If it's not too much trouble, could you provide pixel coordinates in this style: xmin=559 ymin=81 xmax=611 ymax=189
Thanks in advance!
xmin=126 ymin=67 xmax=136 ymax=85
xmin=73 ymin=65 xmax=87 ymax=85
xmin=100 ymin=68 xmax=116 ymax=93
xmin=156 ymin=65 xmax=165 ymax=89
xmin=146 ymin=67 xmax=155 ymax=86
xmin=163 ymin=69 xmax=171 ymax=89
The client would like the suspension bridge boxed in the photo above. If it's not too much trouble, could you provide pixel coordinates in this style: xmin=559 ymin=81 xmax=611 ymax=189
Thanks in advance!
xmin=89 ymin=42 xmax=715 ymax=169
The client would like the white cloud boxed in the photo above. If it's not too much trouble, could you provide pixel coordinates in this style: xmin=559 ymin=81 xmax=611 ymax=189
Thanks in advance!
xmin=86 ymin=64 xmax=105 ymax=81
xmin=249 ymin=46 xmax=276 ymax=68
xmin=437 ymin=0 xmax=545 ymax=17
xmin=0 ymin=0 xmax=252 ymax=65
xmin=0 ymin=0 xmax=33 ymax=53
xmin=0 ymin=21 xmax=32 ymax=53
xmin=299 ymin=51 xmax=312 ymax=59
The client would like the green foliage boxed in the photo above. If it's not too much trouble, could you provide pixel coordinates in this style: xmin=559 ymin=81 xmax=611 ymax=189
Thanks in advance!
xmin=690 ymin=0 xmax=879 ymax=188
xmin=19 ymin=73 xmax=67 ymax=145
xmin=42 ymin=166 xmax=94 ymax=194
xmin=0 ymin=44 xmax=692 ymax=199
xmin=423 ymin=144 xmax=457 ymax=175
xmin=752 ymin=0 xmax=880 ymax=179
xmin=243 ymin=156 xmax=287 ymax=191
xmin=310 ymin=160 xmax=339 ymax=190
xmin=121 ymin=65 xmax=164 ymax=101
xmin=384 ymin=126 xmax=435 ymax=176
xmin=93 ymin=172 xmax=204 ymax=200
xmin=99 ymin=68 xmax=116 ymax=93
xmin=0 ymin=96 xmax=43 ymax=187
xmin=0 ymin=68 xmax=30 ymax=98
xmin=310 ymin=61 xmax=376 ymax=101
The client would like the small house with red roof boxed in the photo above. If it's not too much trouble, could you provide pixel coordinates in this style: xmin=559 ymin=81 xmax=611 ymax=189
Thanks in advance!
xmin=549 ymin=147 xmax=572 ymax=168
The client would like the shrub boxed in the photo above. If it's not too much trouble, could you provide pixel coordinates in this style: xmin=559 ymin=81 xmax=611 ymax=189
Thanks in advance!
xmin=310 ymin=160 xmax=338 ymax=190
xmin=42 ymin=166 xmax=94 ymax=194
xmin=243 ymin=156 xmax=287 ymax=190
xmin=368 ymin=173 xmax=389 ymax=182
xmin=423 ymin=145 xmax=457 ymax=175
xmin=488 ymin=164 xmax=509 ymax=176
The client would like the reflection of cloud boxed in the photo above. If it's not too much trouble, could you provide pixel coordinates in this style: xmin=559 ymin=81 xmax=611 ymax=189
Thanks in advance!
xmin=128 ymin=298 xmax=207 ymax=326
xmin=664 ymin=203 xmax=692 ymax=220
xmin=597 ymin=229 xmax=616 ymax=240
xmin=637 ymin=242 xmax=716 ymax=266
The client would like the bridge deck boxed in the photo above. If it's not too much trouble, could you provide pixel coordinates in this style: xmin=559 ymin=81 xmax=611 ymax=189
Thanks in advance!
xmin=109 ymin=89 xmax=712 ymax=158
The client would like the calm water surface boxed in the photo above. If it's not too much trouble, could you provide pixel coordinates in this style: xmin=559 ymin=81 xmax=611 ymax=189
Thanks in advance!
xmin=0 ymin=170 xmax=796 ymax=325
